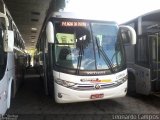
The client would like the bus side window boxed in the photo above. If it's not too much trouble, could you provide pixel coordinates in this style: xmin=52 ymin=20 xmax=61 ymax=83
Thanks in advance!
xmin=0 ymin=27 xmax=4 ymax=60
xmin=0 ymin=28 xmax=5 ymax=80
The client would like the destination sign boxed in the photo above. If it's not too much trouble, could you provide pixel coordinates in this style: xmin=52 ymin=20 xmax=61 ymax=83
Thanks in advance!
xmin=61 ymin=21 xmax=87 ymax=27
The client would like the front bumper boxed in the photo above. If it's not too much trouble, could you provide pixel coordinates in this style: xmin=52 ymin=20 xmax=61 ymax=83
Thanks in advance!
xmin=54 ymin=81 xmax=127 ymax=103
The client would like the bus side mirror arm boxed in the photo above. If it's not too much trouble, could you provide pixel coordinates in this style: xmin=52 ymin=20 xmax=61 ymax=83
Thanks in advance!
xmin=46 ymin=21 xmax=54 ymax=43
xmin=119 ymin=25 xmax=136 ymax=45
xmin=0 ymin=12 xmax=9 ymax=27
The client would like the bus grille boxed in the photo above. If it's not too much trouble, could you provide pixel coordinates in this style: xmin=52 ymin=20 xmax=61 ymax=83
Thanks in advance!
xmin=72 ymin=82 xmax=124 ymax=91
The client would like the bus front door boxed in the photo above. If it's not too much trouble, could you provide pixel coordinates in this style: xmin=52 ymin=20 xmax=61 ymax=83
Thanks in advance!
xmin=148 ymin=33 xmax=160 ymax=92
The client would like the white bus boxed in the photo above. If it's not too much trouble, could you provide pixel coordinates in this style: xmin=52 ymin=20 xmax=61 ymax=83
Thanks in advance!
xmin=36 ymin=12 xmax=136 ymax=103
xmin=124 ymin=10 xmax=160 ymax=95
xmin=0 ymin=0 xmax=27 ymax=115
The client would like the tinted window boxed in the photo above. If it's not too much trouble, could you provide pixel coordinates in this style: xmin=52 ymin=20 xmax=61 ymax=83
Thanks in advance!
xmin=136 ymin=35 xmax=149 ymax=67
xmin=0 ymin=26 xmax=7 ymax=80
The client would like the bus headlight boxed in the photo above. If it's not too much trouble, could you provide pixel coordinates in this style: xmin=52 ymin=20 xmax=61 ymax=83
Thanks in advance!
xmin=115 ymin=75 xmax=128 ymax=84
xmin=55 ymin=79 xmax=77 ymax=88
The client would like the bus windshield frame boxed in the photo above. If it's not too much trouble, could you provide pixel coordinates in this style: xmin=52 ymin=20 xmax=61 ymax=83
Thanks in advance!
xmin=52 ymin=18 xmax=126 ymax=75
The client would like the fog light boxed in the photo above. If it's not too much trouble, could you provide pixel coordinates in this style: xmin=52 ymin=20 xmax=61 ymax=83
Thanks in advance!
xmin=125 ymin=88 xmax=127 ymax=93
xmin=58 ymin=93 xmax=62 ymax=98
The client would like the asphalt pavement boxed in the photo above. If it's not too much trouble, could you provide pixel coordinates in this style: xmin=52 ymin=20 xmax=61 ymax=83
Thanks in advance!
xmin=6 ymin=67 xmax=160 ymax=120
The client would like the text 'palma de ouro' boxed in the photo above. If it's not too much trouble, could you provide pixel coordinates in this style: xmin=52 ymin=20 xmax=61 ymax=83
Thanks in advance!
xmin=61 ymin=21 xmax=87 ymax=27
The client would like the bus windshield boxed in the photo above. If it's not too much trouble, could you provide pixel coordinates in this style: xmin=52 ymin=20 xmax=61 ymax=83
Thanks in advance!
xmin=54 ymin=20 xmax=125 ymax=72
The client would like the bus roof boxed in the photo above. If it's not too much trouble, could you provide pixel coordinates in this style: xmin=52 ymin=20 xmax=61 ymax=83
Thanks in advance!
xmin=123 ymin=9 xmax=160 ymax=24
xmin=51 ymin=12 xmax=117 ymax=24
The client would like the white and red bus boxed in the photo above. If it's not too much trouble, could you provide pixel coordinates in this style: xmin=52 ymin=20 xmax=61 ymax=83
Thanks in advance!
xmin=36 ymin=12 xmax=136 ymax=103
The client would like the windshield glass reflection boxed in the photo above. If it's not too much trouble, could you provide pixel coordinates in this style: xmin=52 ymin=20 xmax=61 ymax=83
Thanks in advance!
xmin=54 ymin=21 xmax=125 ymax=72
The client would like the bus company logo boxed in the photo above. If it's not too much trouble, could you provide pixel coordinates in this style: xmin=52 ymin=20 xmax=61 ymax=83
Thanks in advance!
xmin=80 ymin=78 xmax=112 ymax=83
xmin=81 ymin=78 xmax=100 ymax=83
xmin=95 ymin=84 xmax=101 ymax=89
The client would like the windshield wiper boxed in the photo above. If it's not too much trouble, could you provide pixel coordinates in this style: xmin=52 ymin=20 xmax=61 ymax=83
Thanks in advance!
xmin=76 ymin=42 xmax=84 ymax=74
xmin=95 ymin=37 xmax=115 ymax=73
xmin=95 ymin=37 xmax=101 ymax=58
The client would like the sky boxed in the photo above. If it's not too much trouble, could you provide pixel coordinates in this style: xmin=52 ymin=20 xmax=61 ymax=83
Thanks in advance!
xmin=64 ymin=0 xmax=160 ymax=24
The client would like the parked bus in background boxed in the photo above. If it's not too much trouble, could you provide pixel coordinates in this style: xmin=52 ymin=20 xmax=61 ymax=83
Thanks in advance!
xmin=36 ymin=12 xmax=136 ymax=103
xmin=0 ymin=0 xmax=27 ymax=115
xmin=124 ymin=10 xmax=160 ymax=95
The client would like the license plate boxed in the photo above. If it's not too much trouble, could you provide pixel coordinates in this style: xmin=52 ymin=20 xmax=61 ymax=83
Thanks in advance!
xmin=90 ymin=94 xmax=104 ymax=99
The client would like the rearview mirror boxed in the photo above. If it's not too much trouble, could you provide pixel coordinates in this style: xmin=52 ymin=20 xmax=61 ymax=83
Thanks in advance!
xmin=46 ymin=21 xmax=54 ymax=43
xmin=119 ymin=25 xmax=136 ymax=45
xmin=0 ymin=13 xmax=14 ymax=52
xmin=3 ymin=30 xmax=14 ymax=52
